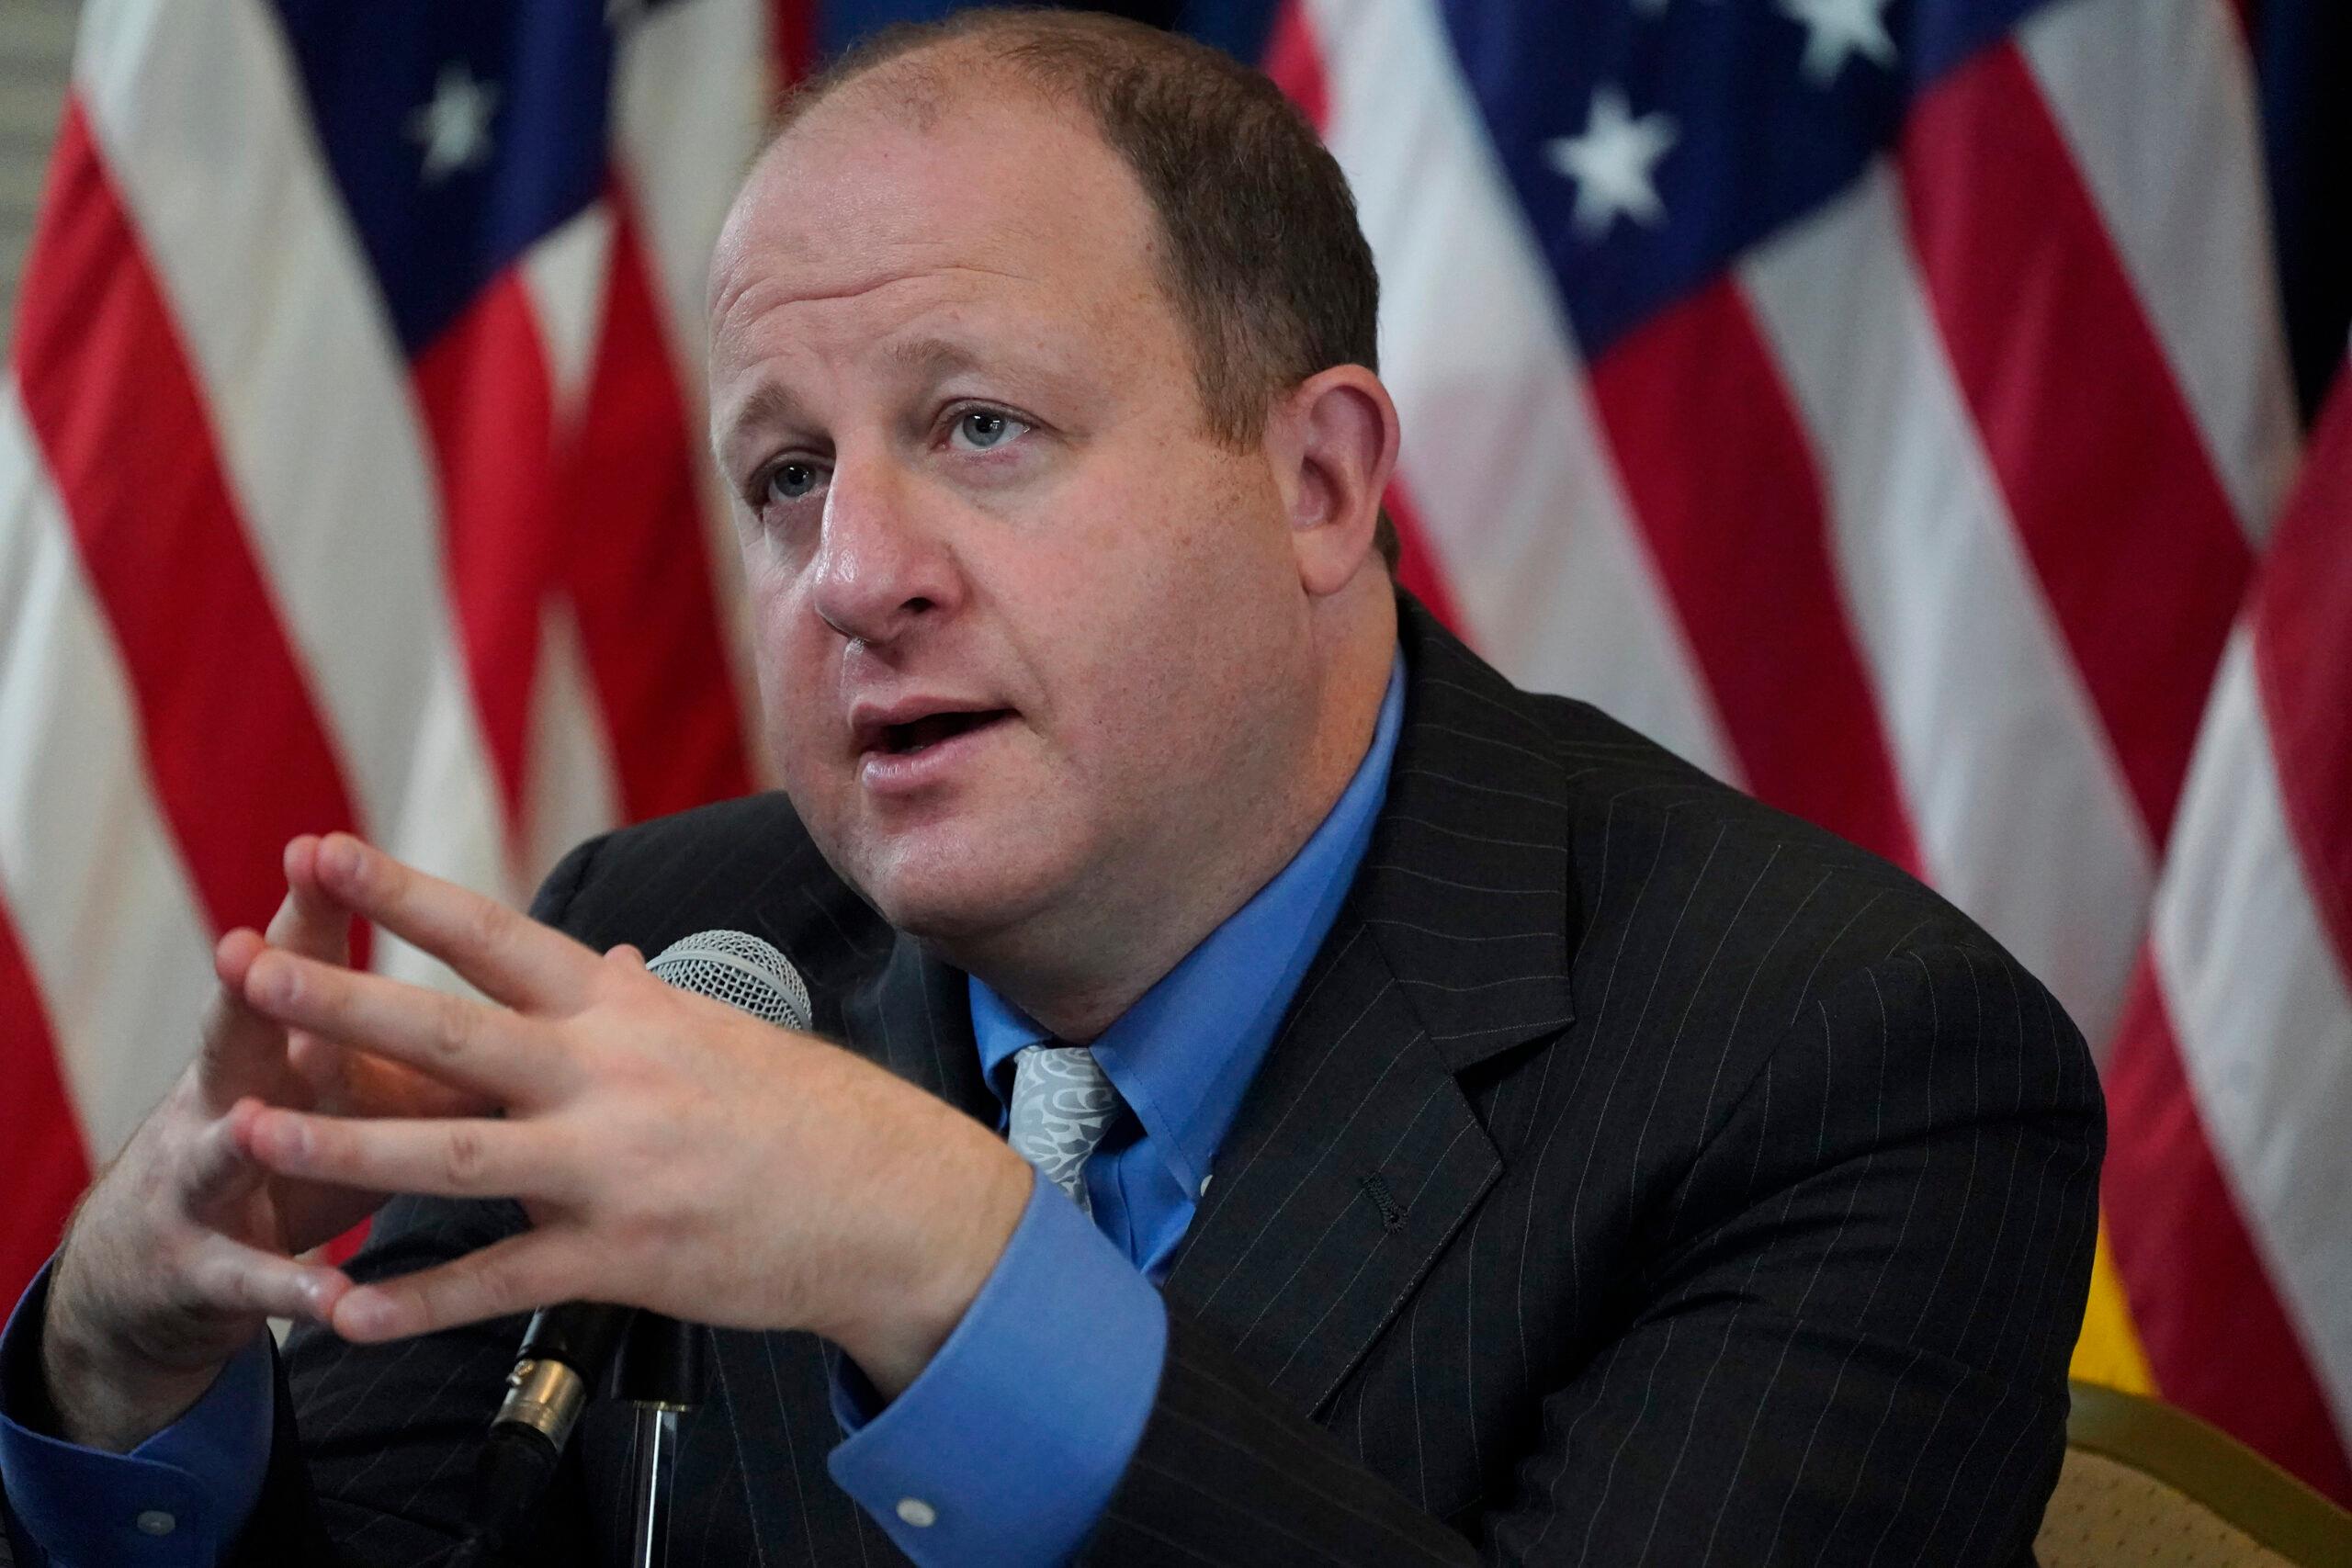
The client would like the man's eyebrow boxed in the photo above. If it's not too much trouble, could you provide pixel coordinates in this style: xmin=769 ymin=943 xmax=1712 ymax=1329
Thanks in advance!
xmin=887 ymin=335 xmax=1091 ymax=409
xmin=714 ymin=383 xmax=808 ymax=457
xmin=715 ymin=334 xmax=1069 ymax=464
xmin=882 ymin=336 xmax=988 ymax=381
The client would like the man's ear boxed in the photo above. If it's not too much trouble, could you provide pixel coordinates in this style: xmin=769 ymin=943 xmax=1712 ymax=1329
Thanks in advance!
xmin=1272 ymin=366 xmax=1400 ymax=598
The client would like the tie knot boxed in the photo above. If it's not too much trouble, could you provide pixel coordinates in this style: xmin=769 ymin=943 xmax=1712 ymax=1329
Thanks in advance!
xmin=1006 ymin=1044 xmax=1122 ymax=1216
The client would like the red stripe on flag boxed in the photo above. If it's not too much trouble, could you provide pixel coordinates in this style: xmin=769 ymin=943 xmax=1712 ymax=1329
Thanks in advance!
xmin=1589 ymin=279 xmax=1924 ymax=874
xmin=0 ymin=896 xmax=90 ymax=1304
xmin=1899 ymin=43 xmax=2252 ymax=848
xmin=771 ymin=0 xmax=816 ymax=86
xmin=14 ymin=102 xmax=363 ymax=936
xmin=2250 ymin=378 xmax=2352 ymax=981
xmin=2103 ymin=966 xmax=2352 ymax=1501
xmin=413 ymin=274 xmax=559 ymax=825
xmin=558 ymin=199 xmax=752 ymax=824
xmin=1263 ymin=0 xmax=1329 ymax=129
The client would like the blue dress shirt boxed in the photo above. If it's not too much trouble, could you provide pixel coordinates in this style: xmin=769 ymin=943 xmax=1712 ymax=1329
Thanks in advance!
xmin=0 ymin=653 xmax=1406 ymax=1567
xmin=0 ymin=1262 xmax=274 ymax=1566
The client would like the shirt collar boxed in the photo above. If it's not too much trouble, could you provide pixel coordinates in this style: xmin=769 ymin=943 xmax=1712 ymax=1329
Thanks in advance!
xmin=969 ymin=649 xmax=1408 ymax=1199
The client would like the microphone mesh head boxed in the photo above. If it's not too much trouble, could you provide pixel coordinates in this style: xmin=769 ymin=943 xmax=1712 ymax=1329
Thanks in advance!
xmin=646 ymin=930 xmax=811 ymax=1032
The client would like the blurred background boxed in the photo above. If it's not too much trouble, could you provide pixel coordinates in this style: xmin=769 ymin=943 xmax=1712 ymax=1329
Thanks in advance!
xmin=0 ymin=0 xmax=2346 ymax=1514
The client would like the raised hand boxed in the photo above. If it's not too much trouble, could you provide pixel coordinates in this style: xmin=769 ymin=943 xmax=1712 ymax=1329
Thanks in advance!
xmin=228 ymin=834 xmax=1033 ymax=1399
xmin=40 ymin=836 xmax=485 ymax=1450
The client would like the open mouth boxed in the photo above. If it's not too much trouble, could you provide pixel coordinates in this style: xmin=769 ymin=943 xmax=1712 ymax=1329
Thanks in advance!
xmin=875 ymin=709 xmax=1012 ymax=756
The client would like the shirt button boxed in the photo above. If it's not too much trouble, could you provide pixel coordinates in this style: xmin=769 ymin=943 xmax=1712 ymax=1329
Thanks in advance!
xmin=896 ymin=1497 xmax=938 ymax=1529
xmin=134 ymin=1509 xmax=177 ymax=1536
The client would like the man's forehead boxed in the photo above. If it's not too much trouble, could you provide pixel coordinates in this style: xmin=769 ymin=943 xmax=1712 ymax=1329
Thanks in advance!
xmin=714 ymin=67 xmax=1149 ymax=303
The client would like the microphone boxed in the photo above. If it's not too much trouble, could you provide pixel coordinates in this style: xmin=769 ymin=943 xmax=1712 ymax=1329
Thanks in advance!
xmin=468 ymin=930 xmax=812 ymax=1551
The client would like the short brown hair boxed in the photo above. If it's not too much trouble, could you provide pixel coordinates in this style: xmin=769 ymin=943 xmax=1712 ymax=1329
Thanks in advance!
xmin=768 ymin=9 xmax=1398 ymax=570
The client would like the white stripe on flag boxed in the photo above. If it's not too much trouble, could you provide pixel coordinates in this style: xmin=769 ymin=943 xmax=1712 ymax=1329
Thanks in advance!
xmin=616 ymin=0 xmax=772 ymax=784
xmin=615 ymin=0 xmax=767 ymax=393
xmin=2152 ymin=630 xmax=2352 ymax=1438
xmin=526 ymin=600 xmax=623 ymax=887
xmin=1741 ymin=166 xmax=2154 ymax=1045
xmin=521 ymin=203 xmax=618 ymax=429
xmin=0 ymin=381 xmax=212 ymax=1156
xmin=1307 ymin=0 xmax=1738 ymax=785
xmin=2018 ymin=0 xmax=2301 ymax=538
xmin=75 ymin=0 xmax=510 ymax=916
xmin=515 ymin=212 xmax=628 ymax=887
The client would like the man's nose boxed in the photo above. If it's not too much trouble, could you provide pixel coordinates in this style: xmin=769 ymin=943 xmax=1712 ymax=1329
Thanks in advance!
xmin=805 ymin=458 xmax=960 ymax=645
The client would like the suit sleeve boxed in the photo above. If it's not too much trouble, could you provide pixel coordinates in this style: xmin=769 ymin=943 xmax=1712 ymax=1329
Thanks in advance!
xmin=1080 ymin=942 xmax=2102 ymax=1566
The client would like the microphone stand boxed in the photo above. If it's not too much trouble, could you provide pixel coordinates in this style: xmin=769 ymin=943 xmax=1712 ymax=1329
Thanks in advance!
xmin=462 ymin=928 xmax=797 ymax=1561
xmin=460 ymin=1307 xmax=703 ymax=1564
xmin=615 ymin=1313 xmax=707 ymax=1568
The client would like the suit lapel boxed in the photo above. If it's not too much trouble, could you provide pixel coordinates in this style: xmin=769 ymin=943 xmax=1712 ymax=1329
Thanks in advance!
xmin=837 ymin=928 xmax=994 ymax=1123
xmin=1162 ymin=603 xmax=1580 ymax=1416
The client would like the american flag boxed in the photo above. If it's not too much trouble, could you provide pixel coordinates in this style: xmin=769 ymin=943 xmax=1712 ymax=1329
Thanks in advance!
xmin=3 ymin=0 xmax=2347 ymax=1511
xmin=0 ymin=0 xmax=782 ymax=1311
xmin=1269 ymin=0 xmax=2352 ymax=1504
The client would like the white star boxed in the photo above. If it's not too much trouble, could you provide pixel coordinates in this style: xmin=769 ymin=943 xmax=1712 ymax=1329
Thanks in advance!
xmin=406 ymin=62 xmax=500 ymax=184
xmin=1544 ymin=86 xmax=1679 ymax=240
xmin=1779 ymin=0 xmax=1898 ymax=85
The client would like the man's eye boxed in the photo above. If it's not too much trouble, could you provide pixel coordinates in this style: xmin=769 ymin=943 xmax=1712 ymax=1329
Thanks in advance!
xmin=950 ymin=410 xmax=1029 ymax=452
xmin=763 ymin=461 xmax=823 ymax=504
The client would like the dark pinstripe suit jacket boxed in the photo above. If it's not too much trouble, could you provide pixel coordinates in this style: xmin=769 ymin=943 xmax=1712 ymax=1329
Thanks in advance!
xmin=35 ymin=601 xmax=2103 ymax=1566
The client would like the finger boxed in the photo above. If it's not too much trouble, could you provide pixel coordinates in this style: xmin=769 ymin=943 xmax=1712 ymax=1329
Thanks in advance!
xmin=197 ymin=929 xmax=300 ymax=1110
xmin=195 ymin=1102 xmax=390 ymax=1255
xmin=241 ymin=948 xmax=563 ymax=1104
xmin=183 ymin=1232 xmax=350 ymax=1325
xmin=241 ymin=1107 xmax=574 ymax=1204
xmin=282 ymin=1028 xmax=353 ymax=1102
xmin=266 ymin=835 xmax=352 ymax=964
xmin=196 ymin=835 xmax=357 ymax=1110
xmin=181 ymin=1100 xmax=271 ymax=1211
xmin=289 ymin=1033 xmax=491 ymax=1121
xmin=310 ymin=834 xmax=593 ymax=1011
xmin=332 ymin=1230 xmax=573 ymax=1342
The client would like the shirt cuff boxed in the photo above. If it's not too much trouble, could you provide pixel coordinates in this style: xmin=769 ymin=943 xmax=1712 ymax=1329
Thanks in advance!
xmin=0 ymin=1258 xmax=275 ymax=1565
xmin=827 ymin=1168 xmax=1167 ymax=1566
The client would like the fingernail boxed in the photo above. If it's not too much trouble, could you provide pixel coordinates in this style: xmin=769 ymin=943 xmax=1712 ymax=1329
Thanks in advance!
xmin=244 ymin=954 xmax=286 ymax=1006
xmin=319 ymin=836 xmax=358 ymax=880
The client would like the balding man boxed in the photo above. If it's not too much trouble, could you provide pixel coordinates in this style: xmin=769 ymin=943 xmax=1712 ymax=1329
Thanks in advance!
xmin=1 ymin=12 xmax=2099 ymax=1565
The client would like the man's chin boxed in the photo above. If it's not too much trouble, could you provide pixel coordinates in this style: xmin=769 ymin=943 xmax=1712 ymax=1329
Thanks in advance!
xmin=849 ymin=849 xmax=1063 ymax=953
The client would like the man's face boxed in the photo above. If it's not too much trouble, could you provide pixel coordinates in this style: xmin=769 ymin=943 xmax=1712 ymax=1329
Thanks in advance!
xmin=707 ymin=80 xmax=1320 ymax=952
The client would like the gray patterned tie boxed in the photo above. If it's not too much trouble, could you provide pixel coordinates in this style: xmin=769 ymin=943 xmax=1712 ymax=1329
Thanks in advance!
xmin=1006 ymin=1043 xmax=1122 ymax=1218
